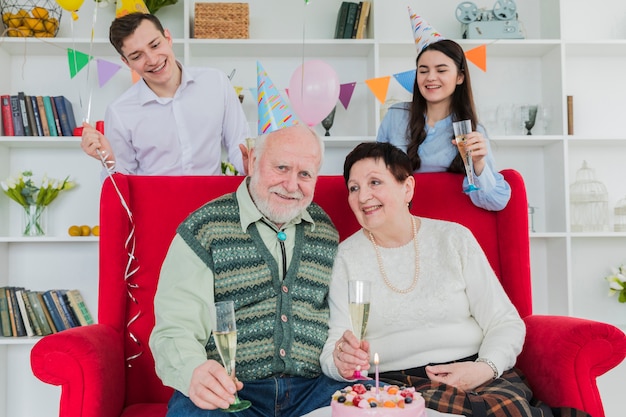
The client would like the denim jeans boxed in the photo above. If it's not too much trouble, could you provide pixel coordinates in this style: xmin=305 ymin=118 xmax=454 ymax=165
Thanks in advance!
xmin=166 ymin=374 xmax=348 ymax=417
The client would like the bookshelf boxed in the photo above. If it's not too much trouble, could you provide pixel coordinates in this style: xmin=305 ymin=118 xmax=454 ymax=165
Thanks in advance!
xmin=1 ymin=0 xmax=625 ymax=416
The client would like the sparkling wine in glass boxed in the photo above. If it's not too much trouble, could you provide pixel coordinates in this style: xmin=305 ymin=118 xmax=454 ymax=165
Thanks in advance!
xmin=213 ymin=301 xmax=252 ymax=412
xmin=348 ymin=280 xmax=371 ymax=380
xmin=452 ymin=119 xmax=480 ymax=193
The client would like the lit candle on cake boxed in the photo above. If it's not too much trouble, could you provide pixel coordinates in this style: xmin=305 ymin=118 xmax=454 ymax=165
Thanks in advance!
xmin=374 ymin=352 xmax=380 ymax=400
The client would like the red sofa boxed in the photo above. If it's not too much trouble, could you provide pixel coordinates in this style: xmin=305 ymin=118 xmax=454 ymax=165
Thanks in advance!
xmin=31 ymin=170 xmax=626 ymax=417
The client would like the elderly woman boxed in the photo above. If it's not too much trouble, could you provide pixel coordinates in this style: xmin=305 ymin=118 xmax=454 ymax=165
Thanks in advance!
xmin=320 ymin=142 xmax=590 ymax=417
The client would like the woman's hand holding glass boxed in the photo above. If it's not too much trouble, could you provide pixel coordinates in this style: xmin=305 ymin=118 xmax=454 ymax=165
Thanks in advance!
xmin=333 ymin=330 xmax=371 ymax=380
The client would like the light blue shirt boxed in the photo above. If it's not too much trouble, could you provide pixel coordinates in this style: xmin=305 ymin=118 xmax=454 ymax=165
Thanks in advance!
xmin=377 ymin=102 xmax=511 ymax=211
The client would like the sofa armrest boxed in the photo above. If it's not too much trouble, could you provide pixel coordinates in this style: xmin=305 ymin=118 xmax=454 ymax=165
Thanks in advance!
xmin=30 ymin=324 xmax=126 ymax=417
xmin=516 ymin=315 xmax=626 ymax=417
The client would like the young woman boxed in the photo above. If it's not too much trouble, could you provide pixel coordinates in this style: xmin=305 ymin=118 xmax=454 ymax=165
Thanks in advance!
xmin=377 ymin=39 xmax=510 ymax=211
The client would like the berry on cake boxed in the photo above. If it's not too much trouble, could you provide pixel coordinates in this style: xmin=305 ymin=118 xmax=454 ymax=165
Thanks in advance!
xmin=331 ymin=383 xmax=426 ymax=416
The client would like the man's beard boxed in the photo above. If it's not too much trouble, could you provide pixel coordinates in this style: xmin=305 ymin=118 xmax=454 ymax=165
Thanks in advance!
xmin=249 ymin=176 xmax=312 ymax=225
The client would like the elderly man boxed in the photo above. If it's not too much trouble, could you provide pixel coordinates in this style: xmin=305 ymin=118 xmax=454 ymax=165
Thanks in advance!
xmin=150 ymin=125 xmax=347 ymax=417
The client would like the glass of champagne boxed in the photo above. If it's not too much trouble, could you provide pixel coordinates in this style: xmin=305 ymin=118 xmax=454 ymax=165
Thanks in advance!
xmin=452 ymin=119 xmax=480 ymax=193
xmin=348 ymin=280 xmax=371 ymax=380
xmin=213 ymin=301 xmax=252 ymax=412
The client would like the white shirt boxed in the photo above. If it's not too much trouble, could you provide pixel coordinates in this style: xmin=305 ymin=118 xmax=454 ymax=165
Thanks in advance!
xmin=104 ymin=63 xmax=249 ymax=177
xmin=320 ymin=218 xmax=525 ymax=380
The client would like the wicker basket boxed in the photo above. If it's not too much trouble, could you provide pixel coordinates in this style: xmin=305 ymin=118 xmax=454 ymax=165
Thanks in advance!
xmin=193 ymin=2 xmax=249 ymax=39
xmin=0 ymin=0 xmax=61 ymax=37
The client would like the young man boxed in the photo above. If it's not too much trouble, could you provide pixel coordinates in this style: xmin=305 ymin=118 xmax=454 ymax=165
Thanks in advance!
xmin=80 ymin=13 xmax=249 ymax=176
xmin=150 ymin=125 xmax=347 ymax=417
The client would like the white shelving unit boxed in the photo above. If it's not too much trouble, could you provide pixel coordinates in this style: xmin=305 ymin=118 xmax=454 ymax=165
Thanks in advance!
xmin=1 ymin=0 xmax=625 ymax=416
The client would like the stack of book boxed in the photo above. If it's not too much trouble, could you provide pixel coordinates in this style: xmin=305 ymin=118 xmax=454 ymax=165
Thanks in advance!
xmin=334 ymin=1 xmax=371 ymax=39
xmin=0 ymin=93 xmax=77 ymax=137
xmin=0 ymin=287 xmax=94 ymax=337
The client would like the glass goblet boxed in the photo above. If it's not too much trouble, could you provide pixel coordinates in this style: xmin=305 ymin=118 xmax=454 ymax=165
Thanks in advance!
xmin=348 ymin=280 xmax=371 ymax=380
xmin=321 ymin=106 xmax=336 ymax=136
xmin=213 ymin=301 xmax=252 ymax=412
xmin=452 ymin=120 xmax=480 ymax=192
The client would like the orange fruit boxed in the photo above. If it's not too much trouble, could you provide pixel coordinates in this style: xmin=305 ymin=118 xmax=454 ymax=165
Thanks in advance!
xmin=31 ymin=6 xmax=49 ymax=20
xmin=68 ymin=225 xmax=81 ymax=236
xmin=80 ymin=225 xmax=91 ymax=236
xmin=91 ymin=225 xmax=100 ymax=236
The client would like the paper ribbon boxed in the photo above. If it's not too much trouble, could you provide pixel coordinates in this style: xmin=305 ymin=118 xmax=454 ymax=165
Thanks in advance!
xmin=96 ymin=149 xmax=142 ymax=366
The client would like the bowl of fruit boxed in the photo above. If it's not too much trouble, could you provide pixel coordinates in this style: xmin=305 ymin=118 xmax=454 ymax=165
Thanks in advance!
xmin=1 ymin=0 xmax=61 ymax=37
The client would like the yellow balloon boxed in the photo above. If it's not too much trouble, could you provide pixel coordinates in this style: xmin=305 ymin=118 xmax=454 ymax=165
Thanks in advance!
xmin=55 ymin=0 xmax=85 ymax=18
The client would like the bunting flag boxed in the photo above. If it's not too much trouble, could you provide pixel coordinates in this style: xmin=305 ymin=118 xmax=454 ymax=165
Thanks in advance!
xmin=465 ymin=44 xmax=487 ymax=72
xmin=234 ymin=86 xmax=243 ymax=96
xmin=365 ymin=76 xmax=391 ymax=104
xmin=67 ymin=49 xmax=92 ymax=79
xmin=338 ymin=82 xmax=356 ymax=110
xmin=393 ymin=70 xmax=416 ymax=94
xmin=131 ymin=69 xmax=141 ymax=84
xmin=96 ymin=59 xmax=122 ymax=87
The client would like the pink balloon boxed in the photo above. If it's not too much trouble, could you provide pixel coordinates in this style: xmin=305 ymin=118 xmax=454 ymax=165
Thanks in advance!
xmin=288 ymin=60 xmax=340 ymax=127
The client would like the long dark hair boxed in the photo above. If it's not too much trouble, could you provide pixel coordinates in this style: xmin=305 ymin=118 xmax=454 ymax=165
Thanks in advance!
xmin=406 ymin=39 xmax=478 ymax=174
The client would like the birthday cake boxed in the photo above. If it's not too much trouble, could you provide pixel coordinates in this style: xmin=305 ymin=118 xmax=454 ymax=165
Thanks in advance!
xmin=331 ymin=383 xmax=426 ymax=417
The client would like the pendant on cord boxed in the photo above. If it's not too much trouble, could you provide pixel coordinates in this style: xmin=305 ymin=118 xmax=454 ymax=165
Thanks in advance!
xmin=277 ymin=231 xmax=287 ymax=242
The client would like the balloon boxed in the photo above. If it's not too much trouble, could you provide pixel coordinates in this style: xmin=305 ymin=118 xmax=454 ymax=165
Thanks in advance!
xmin=55 ymin=0 xmax=85 ymax=20
xmin=288 ymin=60 xmax=340 ymax=127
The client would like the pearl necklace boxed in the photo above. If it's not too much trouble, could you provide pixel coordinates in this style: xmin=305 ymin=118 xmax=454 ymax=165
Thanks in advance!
xmin=368 ymin=217 xmax=420 ymax=294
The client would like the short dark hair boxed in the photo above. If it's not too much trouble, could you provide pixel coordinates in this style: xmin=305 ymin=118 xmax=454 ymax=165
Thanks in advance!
xmin=343 ymin=142 xmax=413 ymax=185
xmin=109 ymin=13 xmax=165 ymax=57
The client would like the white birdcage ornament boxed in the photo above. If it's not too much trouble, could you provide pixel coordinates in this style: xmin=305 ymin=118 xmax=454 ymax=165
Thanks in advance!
xmin=570 ymin=161 xmax=609 ymax=232
xmin=614 ymin=196 xmax=626 ymax=232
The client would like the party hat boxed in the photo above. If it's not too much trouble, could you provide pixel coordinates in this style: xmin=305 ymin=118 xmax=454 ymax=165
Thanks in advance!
xmin=408 ymin=7 xmax=444 ymax=52
xmin=256 ymin=61 xmax=299 ymax=135
xmin=116 ymin=0 xmax=149 ymax=18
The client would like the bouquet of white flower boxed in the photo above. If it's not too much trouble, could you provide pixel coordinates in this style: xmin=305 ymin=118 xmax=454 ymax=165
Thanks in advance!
xmin=605 ymin=264 xmax=626 ymax=303
xmin=1 ymin=170 xmax=76 ymax=236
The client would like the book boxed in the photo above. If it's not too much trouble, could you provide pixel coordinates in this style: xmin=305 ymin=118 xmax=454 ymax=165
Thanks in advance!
xmin=343 ymin=2 xmax=359 ymax=39
xmin=51 ymin=290 xmax=78 ymax=328
xmin=15 ymin=289 xmax=36 ymax=337
xmin=28 ymin=291 xmax=53 ymax=335
xmin=1 ymin=95 xmax=14 ymax=136
xmin=36 ymin=291 xmax=57 ymax=333
xmin=29 ymin=95 xmax=44 ymax=136
xmin=10 ymin=95 xmax=25 ymax=136
xmin=49 ymin=96 xmax=63 ymax=136
xmin=0 ymin=287 xmax=11 ymax=336
xmin=7 ymin=287 xmax=27 ymax=337
xmin=18 ymin=92 xmax=33 ymax=136
xmin=36 ymin=96 xmax=50 ymax=136
xmin=42 ymin=290 xmax=66 ymax=332
xmin=65 ymin=289 xmax=94 ymax=326
xmin=334 ymin=2 xmax=350 ymax=39
xmin=42 ymin=96 xmax=58 ymax=136
xmin=351 ymin=1 xmax=362 ymax=39
xmin=355 ymin=1 xmax=371 ymax=39
xmin=53 ymin=96 xmax=77 ymax=136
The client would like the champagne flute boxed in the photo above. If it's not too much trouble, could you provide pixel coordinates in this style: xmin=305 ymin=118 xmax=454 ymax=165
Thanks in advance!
xmin=213 ymin=301 xmax=252 ymax=412
xmin=452 ymin=120 xmax=480 ymax=193
xmin=348 ymin=280 xmax=371 ymax=380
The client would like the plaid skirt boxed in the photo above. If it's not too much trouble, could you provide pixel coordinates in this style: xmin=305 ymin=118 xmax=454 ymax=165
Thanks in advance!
xmin=379 ymin=365 xmax=591 ymax=417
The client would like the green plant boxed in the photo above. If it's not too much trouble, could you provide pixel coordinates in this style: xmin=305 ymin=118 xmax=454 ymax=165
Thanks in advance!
xmin=143 ymin=0 xmax=178 ymax=14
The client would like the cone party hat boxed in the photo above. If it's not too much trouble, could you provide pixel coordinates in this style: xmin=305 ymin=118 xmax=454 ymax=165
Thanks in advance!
xmin=257 ymin=61 xmax=299 ymax=135
xmin=116 ymin=0 xmax=149 ymax=18
xmin=408 ymin=7 xmax=444 ymax=52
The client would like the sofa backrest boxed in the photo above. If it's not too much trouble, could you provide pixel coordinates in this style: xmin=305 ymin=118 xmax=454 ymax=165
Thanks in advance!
xmin=99 ymin=170 xmax=530 ymax=406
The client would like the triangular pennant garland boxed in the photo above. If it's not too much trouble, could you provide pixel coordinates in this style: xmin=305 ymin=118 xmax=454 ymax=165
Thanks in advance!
xmin=465 ymin=44 xmax=487 ymax=72
xmin=393 ymin=70 xmax=416 ymax=94
xmin=131 ymin=69 xmax=141 ymax=84
xmin=96 ymin=59 xmax=122 ymax=87
xmin=365 ymin=76 xmax=391 ymax=104
xmin=338 ymin=82 xmax=356 ymax=110
xmin=67 ymin=49 xmax=93 ymax=79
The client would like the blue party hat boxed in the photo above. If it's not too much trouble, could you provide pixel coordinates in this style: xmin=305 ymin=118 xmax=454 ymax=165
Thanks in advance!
xmin=257 ymin=61 xmax=299 ymax=135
